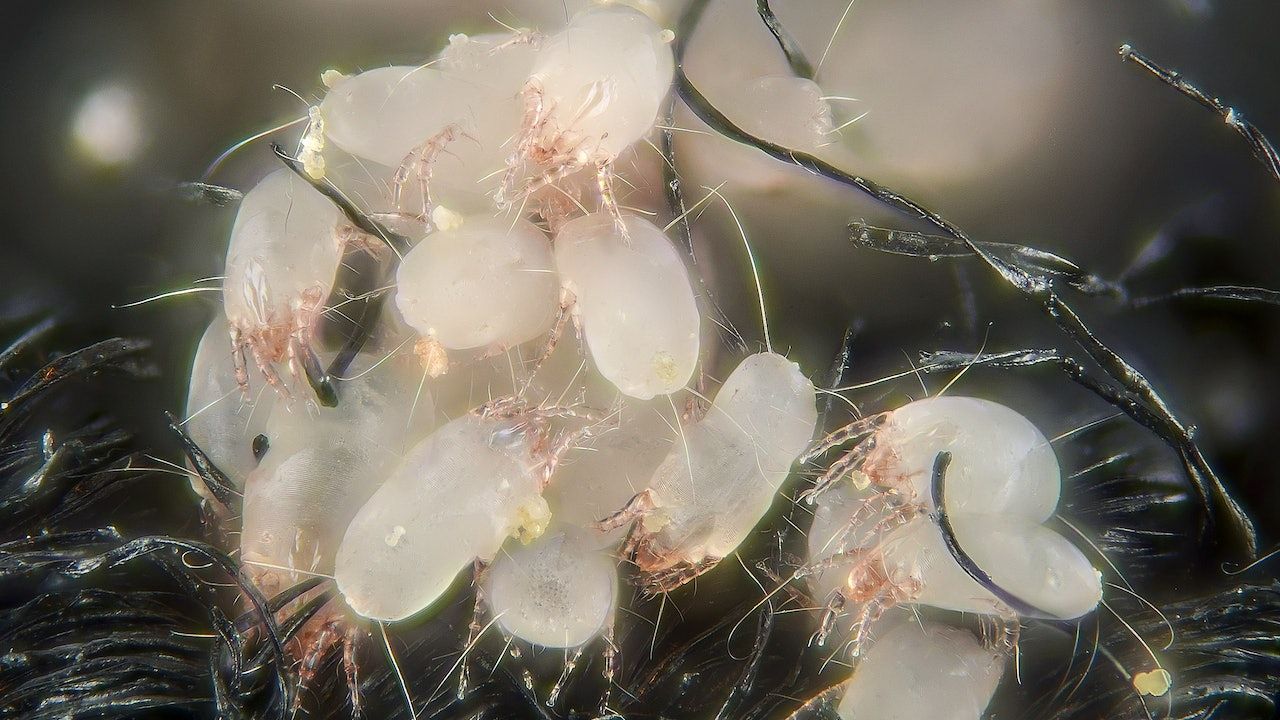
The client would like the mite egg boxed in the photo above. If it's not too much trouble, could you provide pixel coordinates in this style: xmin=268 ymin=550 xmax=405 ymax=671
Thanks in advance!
xmin=335 ymin=412 xmax=549 ymax=622
xmin=484 ymin=525 xmax=616 ymax=648
xmin=879 ymin=512 xmax=1103 ymax=620
xmin=394 ymin=215 xmax=559 ymax=355
xmin=837 ymin=621 xmax=1004 ymax=720
xmin=554 ymin=212 xmax=700 ymax=399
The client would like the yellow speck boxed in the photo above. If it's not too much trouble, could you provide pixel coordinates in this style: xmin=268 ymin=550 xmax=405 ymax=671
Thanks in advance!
xmin=320 ymin=69 xmax=347 ymax=89
xmin=1133 ymin=668 xmax=1171 ymax=697
xmin=652 ymin=350 xmax=678 ymax=382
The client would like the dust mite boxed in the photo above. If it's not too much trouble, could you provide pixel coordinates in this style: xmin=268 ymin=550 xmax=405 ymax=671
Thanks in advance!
xmin=805 ymin=398 xmax=1102 ymax=652
xmin=550 ymin=211 xmax=701 ymax=400
xmin=222 ymin=168 xmax=351 ymax=398
xmin=500 ymin=4 xmax=675 ymax=225
xmin=596 ymin=351 xmax=819 ymax=593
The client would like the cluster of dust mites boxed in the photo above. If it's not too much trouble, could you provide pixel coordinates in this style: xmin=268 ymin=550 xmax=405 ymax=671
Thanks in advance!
xmin=183 ymin=4 xmax=1118 ymax=718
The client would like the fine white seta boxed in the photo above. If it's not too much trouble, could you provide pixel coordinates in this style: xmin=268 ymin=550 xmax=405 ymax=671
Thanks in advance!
xmin=596 ymin=351 xmax=818 ymax=592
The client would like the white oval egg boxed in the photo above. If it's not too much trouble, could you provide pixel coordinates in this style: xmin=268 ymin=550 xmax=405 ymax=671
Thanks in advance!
xmin=554 ymin=212 xmax=699 ymax=399
xmin=395 ymin=216 xmax=558 ymax=351
xmin=646 ymin=352 xmax=817 ymax=563
xmin=335 ymin=414 xmax=544 ymax=622
xmin=239 ymin=351 xmax=435 ymax=588
xmin=485 ymin=525 xmax=616 ymax=648
xmin=528 ymin=4 xmax=674 ymax=159
xmin=879 ymin=513 xmax=1102 ymax=620
xmin=184 ymin=314 xmax=268 ymax=496
xmin=838 ymin=621 xmax=1005 ymax=720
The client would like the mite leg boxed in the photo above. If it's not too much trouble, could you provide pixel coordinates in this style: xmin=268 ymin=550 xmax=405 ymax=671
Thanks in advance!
xmin=393 ymin=123 xmax=466 ymax=221
xmin=593 ymin=488 xmax=657 ymax=534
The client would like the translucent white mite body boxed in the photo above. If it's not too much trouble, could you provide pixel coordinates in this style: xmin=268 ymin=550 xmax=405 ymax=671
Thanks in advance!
xmin=503 ymin=5 xmax=674 ymax=210
xmin=806 ymin=397 xmax=1101 ymax=648
xmin=484 ymin=524 xmax=617 ymax=648
xmin=687 ymin=75 xmax=836 ymax=192
xmin=837 ymin=621 xmax=1004 ymax=720
xmin=394 ymin=216 xmax=559 ymax=373
xmin=320 ymin=32 xmax=535 ymax=218
xmin=184 ymin=314 xmax=268 ymax=504
xmin=553 ymin=212 xmax=700 ymax=399
xmin=808 ymin=396 xmax=1061 ymax=519
xmin=336 ymin=402 xmax=577 ymax=622
xmin=223 ymin=168 xmax=348 ymax=395
xmin=875 ymin=512 xmax=1102 ymax=619
xmin=598 ymin=352 xmax=817 ymax=591
xmin=239 ymin=353 xmax=433 ymax=597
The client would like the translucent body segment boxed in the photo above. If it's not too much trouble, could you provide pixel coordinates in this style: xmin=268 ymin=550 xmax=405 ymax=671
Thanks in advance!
xmin=184 ymin=315 xmax=267 ymax=494
xmin=395 ymin=216 xmax=558 ymax=350
xmin=319 ymin=36 xmax=532 ymax=197
xmin=223 ymin=168 xmax=345 ymax=328
xmin=875 ymin=397 xmax=1061 ymax=520
xmin=239 ymin=352 xmax=435 ymax=584
xmin=529 ymin=5 xmax=674 ymax=158
xmin=837 ymin=621 xmax=1004 ymax=720
xmin=335 ymin=414 xmax=543 ymax=621
xmin=732 ymin=76 xmax=834 ymax=152
xmin=806 ymin=482 xmax=891 ymax=604
xmin=554 ymin=213 xmax=699 ymax=399
xmin=879 ymin=513 xmax=1102 ymax=619
xmin=683 ymin=75 xmax=836 ymax=192
xmin=485 ymin=525 xmax=616 ymax=648
xmin=646 ymin=352 xmax=817 ymax=560
xmin=543 ymin=399 xmax=676 ymax=548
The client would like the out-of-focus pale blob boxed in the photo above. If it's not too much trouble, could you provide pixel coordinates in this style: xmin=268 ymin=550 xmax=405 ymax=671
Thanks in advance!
xmin=485 ymin=525 xmax=616 ymax=648
xmin=184 ymin=314 xmax=270 ymax=500
xmin=524 ymin=5 xmax=674 ymax=160
xmin=72 ymin=83 xmax=144 ymax=167
xmin=395 ymin=216 xmax=558 ymax=351
xmin=336 ymin=414 xmax=547 ymax=621
xmin=554 ymin=212 xmax=699 ymax=399
xmin=879 ymin=513 xmax=1103 ymax=620
xmin=239 ymin=351 xmax=435 ymax=595
xmin=638 ymin=352 xmax=816 ymax=578
xmin=837 ymin=621 xmax=1005 ymax=720
xmin=684 ymin=75 xmax=835 ymax=191
xmin=544 ymin=400 xmax=676 ymax=548
xmin=869 ymin=397 xmax=1061 ymax=521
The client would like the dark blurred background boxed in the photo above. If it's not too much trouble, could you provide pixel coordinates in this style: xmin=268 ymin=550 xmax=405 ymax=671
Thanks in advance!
xmin=1 ymin=0 xmax=1277 ymax=594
